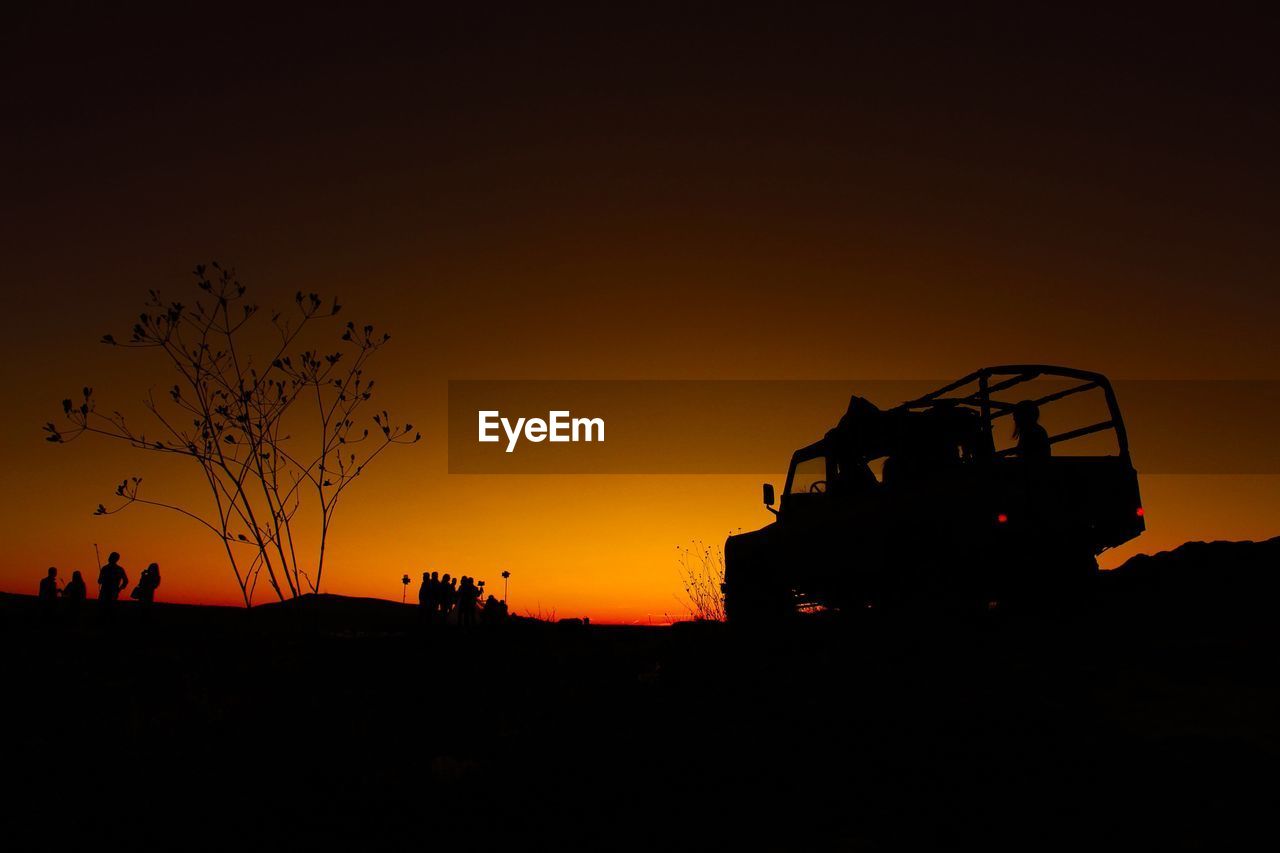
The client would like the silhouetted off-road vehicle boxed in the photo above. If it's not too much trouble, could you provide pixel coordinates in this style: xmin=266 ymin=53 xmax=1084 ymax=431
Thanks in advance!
xmin=724 ymin=366 xmax=1145 ymax=621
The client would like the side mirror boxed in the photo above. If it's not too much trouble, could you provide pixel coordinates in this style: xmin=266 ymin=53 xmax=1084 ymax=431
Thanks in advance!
xmin=762 ymin=483 xmax=775 ymax=506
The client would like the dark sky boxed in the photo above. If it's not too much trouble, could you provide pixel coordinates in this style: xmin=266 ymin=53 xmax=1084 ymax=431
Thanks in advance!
xmin=6 ymin=5 xmax=1278 ymax=367
xmin=3 ymin=4 xmax=1277 ymax=616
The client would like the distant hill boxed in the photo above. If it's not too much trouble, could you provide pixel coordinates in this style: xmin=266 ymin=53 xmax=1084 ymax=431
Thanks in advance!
xmin=1103 ymin=536 xmax=1280 ymax=615
xmin=251 ymin=592 xmax=537 ymax=633
xmin=250 ymin=592 xmax=417 ymax=632
xmin=254 ymin=591 xmax=410 ymax=613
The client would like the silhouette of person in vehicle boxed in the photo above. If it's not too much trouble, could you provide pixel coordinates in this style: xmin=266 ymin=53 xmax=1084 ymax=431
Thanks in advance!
xmin=132 ymin=562 xmax=161 ymax=603
xmin=97 ymin=552 xmax=129 ymax=603
xmin=63 ymin=570 xmax=87 ymax=607
xmin=825 ymin=434 xmax=878 ymax=496
xmin=1012 ymin=400 xmax=1051 ymax=462
xmin=827 ymin=396 xmax=887 ymax=496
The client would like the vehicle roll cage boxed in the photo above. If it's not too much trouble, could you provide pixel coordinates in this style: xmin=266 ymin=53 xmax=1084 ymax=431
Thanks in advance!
xmin=894 ymin=364 xmax=1131 ymax=461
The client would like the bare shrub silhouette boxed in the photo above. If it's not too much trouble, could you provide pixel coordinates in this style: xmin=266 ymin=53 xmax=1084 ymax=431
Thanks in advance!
xmin=676 ymin=539 xmax=726 ymax=621
xmin=44 ymin=262 xmax=420 ymax=605
xmin=522 ymin=605 xmax=557 ymax=622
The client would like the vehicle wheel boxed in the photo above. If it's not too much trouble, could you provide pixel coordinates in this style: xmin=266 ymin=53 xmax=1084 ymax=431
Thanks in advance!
xmin=724 ymin=572 xmax=792 ymax=625
xmin=1008 ymin=546 xmax=1098 ymax=614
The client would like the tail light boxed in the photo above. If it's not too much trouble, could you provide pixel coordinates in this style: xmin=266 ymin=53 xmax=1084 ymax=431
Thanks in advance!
xmin=996 ymin=513 xmax=1009 ymax=524
xmin=1136 ymin=507 xmax=1145 ymax=517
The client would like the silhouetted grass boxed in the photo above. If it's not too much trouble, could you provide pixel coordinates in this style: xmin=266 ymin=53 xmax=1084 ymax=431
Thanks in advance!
xmin=676 ymin=539 xmax=725 ymax=621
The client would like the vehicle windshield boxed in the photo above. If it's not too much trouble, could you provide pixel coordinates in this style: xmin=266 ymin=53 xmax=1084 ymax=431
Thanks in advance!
xmin=789 ymin=455 xmax=827 ymax=495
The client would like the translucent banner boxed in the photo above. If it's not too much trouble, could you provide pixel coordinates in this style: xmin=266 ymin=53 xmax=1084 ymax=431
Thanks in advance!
xmin=446 ymin=379 xmax=1280 ymax=475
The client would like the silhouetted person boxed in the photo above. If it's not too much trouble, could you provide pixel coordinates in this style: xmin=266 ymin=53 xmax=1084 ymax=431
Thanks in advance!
xmin=419 ymin=571 xmax=444 ymax=624
xmin=1012 ymin=400 xmax=1051 ymax=462
xmin=483 ymin=596 xmax=509 ymax=623
xmin=457 ymin=576 xmax=480 ymax=626
xmin=428 ymin=571 xmax=442 ymax=623
xmin=440 ymin=574 xmax=457 ymax=622
xmin=63 ymin=570 xmax=87 ymax=608
xmin=882 ymin=455 xmax=900 ymax=486
xmin=824 ymin=422 xmax=879 ymax=496
xmin=97 ymin=551 xmax=128 ymax=604
xmin=132 ymin=562 xmax=161 ymax=604
xmin=418 ymin=571 xmax=431 ymax=621
xmin=39 ymin=566 xmax=59 ymax=600
xmin=39 ymin=567 xmax=59 ymax=617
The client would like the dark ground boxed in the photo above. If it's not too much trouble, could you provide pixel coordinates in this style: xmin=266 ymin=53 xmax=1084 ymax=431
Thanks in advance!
xmin=5 ymin=540 xmax=1279 ymax=850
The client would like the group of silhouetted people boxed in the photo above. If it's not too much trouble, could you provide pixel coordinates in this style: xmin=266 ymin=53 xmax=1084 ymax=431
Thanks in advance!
xmin=417 ymin=571 xmax=508 ymax=625
xmin=38 ymin=551 xmax=161 ymax=617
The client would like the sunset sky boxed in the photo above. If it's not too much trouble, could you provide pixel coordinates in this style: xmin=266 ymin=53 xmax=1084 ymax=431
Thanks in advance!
xmin=3 ymin=6 xmax=1277 ymax=621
